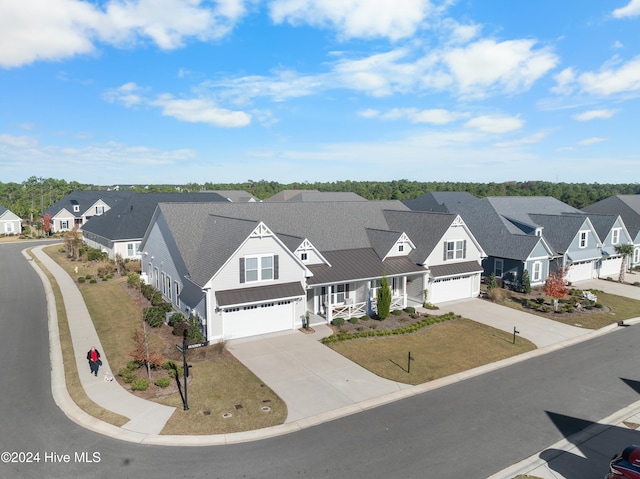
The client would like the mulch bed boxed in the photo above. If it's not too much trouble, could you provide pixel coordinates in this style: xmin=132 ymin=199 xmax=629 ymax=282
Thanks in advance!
xmin=327 ymin=309 xmax=439 ymax=335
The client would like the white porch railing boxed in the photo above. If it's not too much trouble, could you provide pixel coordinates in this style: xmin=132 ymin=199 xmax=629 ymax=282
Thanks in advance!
xmin=368 ymin=296 xmax=404 ymax=315
xmin=331 ymin=301 xmax=368 ymax=319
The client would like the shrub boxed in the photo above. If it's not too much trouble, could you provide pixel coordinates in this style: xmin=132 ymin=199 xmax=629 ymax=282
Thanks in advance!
xmin=521 ymin=269 xmax=531 ymax=294
xmin=331 ymin=317 xmax=345 ymax=326
xmin=89 ymin=279 xmax=97 ymax=284
xmin=172 ymin=321 xmax=189 ymax=337
xmin=163 ymin=361 xmax=184 ymax=379
xmin=154 ymin=377 xmax=171 ymax=388
xmin=85 ymin=274 xmax=92 ymax=279
xmin=633 ymin=282 xmax=640 ymax=287
xmin=186 ymin=316 xmax=206 ymax=343
xmin=78 ymin=277 xmax=85 ymax=283
xmin=377 ymin=275 xmax=392 ymax=320
xmin=168 ymin=313 xmax=185 ymax=327
xmin=126 ymin=361 xmax=141 ymax=370
xmin=595 ymin=303 xmax=603 ymax=309
xmin=150 ymin=291 xmax=163 ymax=306
xmin=404 ymin=306 xmax=416 ymax=314
xmin=360 ymin=315 xmax=371 ymax=321
xmin=131 ymin=379 xmax=149 ymax=391
xmin=144 ymin=307 xmax=165 ymax=328
xmin=348 ymin=317 xmax=358 ymax=324
xmin=487 ymin=273 xmax=498 ymax=291
xmin=535 ymin=297 xmax=545 ymax=304
xmin=127 ymin=272 xmax=140 ymax=289
xmin=392 ymin=309 xmax=403 ymax=316
xmin=488 ymin=288 xmax=508 ymax=303
xmin=121 ymin=370 xmax=137 ymax=383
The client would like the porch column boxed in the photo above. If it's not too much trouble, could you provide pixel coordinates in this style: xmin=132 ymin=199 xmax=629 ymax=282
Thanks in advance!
xmin=402 ymin=276 xmax=407 ymax=309
xmin=326 ymin=286 xmax=332 ymax=324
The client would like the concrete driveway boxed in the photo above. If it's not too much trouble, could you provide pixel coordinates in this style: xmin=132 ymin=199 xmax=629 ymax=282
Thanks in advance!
xmin=227 ymin=325 xmax=411 ymax=424
xmin=576 ymin=274 xmax=640 ymax=301
xmin=436 ymin=298 xmax=590 ymax=348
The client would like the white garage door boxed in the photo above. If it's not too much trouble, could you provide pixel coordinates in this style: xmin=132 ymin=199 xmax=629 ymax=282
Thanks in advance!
xmin=598 ymin=257 xmax=621 ymax=279
xmin=431 ymin=275 xmax=474 ymax=303
xmin=222 ymin=301 xmax=294 ymax=339
xmin=567 ymin=261 xmax=594 ymax=283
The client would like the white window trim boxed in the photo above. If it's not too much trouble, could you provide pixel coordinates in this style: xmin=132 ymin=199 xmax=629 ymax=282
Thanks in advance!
xmin=634 ymin=247 xmax=640 ymax=264
xmin=446 ymin=239 xmax=465 ymax=260
xmin=495 ymin=259 xmax=504 ymax=278
xmin=611 ymin=228 xmax=620 ymax=245
xmin=532 ymin=261 xmax=542 ymax=282
xmin=245 ymin=255 xmax=274 ymax=282
xmin=166 ymin=275 xmax=172 ymax=300
xmin=579 ymin=230 xmax=588 ymax=249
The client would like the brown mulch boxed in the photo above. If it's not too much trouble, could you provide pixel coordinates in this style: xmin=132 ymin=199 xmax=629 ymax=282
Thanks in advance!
xmin=115 ymin=282 xmax=229 ymax=400
xmin=327 ymin=309 xmax=439 ymax=335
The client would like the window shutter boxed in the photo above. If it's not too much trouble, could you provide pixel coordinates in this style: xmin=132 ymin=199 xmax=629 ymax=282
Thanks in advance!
xmin=463 ymin=240 xmax=467 ymax=259
xmin=443 ymin=242 xmax=448 ymax=261
xmin=239 ymin=258 xmax=245 ymax=283
xmin=273 ymin=255 xmax=279 ymax=280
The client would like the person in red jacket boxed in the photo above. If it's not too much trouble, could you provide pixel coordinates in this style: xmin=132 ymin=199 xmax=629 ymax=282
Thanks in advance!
xmin=87 ymin=347 xmax=101 ymax=377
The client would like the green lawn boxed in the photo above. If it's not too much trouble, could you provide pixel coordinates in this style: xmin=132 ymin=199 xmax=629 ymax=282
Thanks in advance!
xmin=328 ymin=318 xmax=536 ymax=385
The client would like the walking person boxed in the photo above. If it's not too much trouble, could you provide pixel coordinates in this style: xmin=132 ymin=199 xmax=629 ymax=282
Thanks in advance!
xmin=87 ymin=346 xmax=101 ymax=377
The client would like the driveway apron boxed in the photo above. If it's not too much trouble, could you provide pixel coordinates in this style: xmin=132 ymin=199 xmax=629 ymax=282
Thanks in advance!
xmin=227 ymin=326 xmax=411 ymax=423
xmin=575 ymin=275 xmax=640 ymax=301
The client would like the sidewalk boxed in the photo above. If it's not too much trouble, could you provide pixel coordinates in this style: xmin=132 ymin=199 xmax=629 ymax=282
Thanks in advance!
xmin=26 ymin=243 xmax=640 ymax=468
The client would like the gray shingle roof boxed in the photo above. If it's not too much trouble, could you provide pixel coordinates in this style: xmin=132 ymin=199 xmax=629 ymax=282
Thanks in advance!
xmin=82 ymin=192 xmax=228 ymax=244
xmin=264 ymin=190 xmax=367 ymax=202
xmin=528 ymin=213 xmax=589 ymax=254
xmin=583 ymin=195 xmax=640 ymax=229
xmin=383 ymin=209 xmax=460 ymax=263
xmin=44 ymin=190 xmax=135 ymax=218
xmin=403 ymin=191 xmax=478 ymax=213
xmin=448 ymin=198 xmax=549 ymax=261
xmin=306 ymin=248 xmax=425 ymax=286
xmin=366 ymin=228 xmax=403 ymax=259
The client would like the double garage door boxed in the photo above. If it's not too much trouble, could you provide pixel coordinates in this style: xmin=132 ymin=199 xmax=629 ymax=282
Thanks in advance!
xmin=222 ymin=301 xmax=295 ymax=339
xmin=431 ymin=275 xmax=475 ymax=303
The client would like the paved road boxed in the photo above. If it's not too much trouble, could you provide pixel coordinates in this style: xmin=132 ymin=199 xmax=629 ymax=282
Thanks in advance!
xmin=2 ymin=241 xmax=640 ymax=478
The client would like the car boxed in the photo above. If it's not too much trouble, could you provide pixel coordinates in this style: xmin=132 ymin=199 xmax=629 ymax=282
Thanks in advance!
xmin=606 ymin=445 xmax=640 ymax=479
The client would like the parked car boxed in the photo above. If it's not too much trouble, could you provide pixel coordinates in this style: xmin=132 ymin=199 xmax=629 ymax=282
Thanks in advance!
xmin=606 ymin=445 xmax=640 ymax=478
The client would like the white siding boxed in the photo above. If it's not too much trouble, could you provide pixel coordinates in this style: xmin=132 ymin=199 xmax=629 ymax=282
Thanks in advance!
xmin=425 ymin=224 xmax=482 ymax=267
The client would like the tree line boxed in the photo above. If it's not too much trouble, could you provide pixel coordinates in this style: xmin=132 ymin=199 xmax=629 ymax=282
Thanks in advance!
xmin=2 ymin=176 xmax=640 ymax=219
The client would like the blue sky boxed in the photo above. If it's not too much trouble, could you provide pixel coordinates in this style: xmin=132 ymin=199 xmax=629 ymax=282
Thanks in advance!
xmin=1 ymin=0 xmax=639 ymax=185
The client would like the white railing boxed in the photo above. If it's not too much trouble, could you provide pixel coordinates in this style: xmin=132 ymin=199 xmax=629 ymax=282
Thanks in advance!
xmin=331 ymin=301 xmax=368 ymax=319
xmin=368 ymin=296 xmax=404 ymax=315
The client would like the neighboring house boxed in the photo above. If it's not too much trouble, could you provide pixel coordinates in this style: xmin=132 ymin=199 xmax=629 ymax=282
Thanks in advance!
xmin=431 ymin=198 xmax=555 ymax=289
xmin=139 ymin=201 xmax=485 ymax=341
xmin=402 ymin=191 xmax=479 ymax=213
xmin=43 ymin=190 xmax=135 ymax=233
xmin=264 ymin=190 xmax=367 ymax=202
xmin=0 ymin=205 xmax=21 ymax=235
xmin=586 ymin=213 xmax=634 ymax=278
xmin=82 ymin=192 xmax=229 ymax=260
xmin=205 ymin=190 xmax=259 ymax=202
xmin=583 ymin=195 xmax=640 ymax=269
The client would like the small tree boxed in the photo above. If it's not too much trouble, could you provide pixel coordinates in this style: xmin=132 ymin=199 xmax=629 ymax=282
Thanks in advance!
xmin=487 ymin=273 xmax=498 ymax=291
xmin=521 ymin=269 xmax=531 ymax=294
xmin=130 ymin=329 xmax=163 ymax=378
xmin=377 ymin=275 xmax=392 ymax=320
xmin=42 ymin=213 xmax=51 ymax=236
xmin=543 ymin=266 xmax=569 ymax=311
xmin=614 ymin=243 xmax=635 ymax=283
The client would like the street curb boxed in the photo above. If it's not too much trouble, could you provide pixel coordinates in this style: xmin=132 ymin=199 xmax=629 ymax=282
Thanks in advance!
xmin=28 ymin=245 xmax=640 ymax=447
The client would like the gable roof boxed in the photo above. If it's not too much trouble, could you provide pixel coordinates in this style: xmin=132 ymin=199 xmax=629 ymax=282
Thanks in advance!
xmin=528 ymin=213 xmax=595 ymax=254
xmin=44 ymin=190 xmax=135 ymax=218
xmin=583 ymin=195 xmax=640 ymax=229
xmin=484 ymin=196 xmax=583 ymax=234
xmin=402 ymin=191 xmax=478 ymax=213
xmin=264 ymin=190 xmax=367 ymax=202
xmin=207 ymin=190 xmax=258 ymax=202
xmin=438 ymin=198 xmax=547 ymax=261
xmin=82 ymin=192 xmax=228 ymax=242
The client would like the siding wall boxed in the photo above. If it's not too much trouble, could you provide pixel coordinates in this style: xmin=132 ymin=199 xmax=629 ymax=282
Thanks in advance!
xmin=425 ymin=224 xmax=482 ymax=267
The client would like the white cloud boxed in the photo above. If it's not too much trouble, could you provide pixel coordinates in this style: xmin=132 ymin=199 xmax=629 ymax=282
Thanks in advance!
xmin=572 ymin=109 xmax=618 ymax=121
xmin=0 ymin=0 xmax=250 ymax=68
xmin=0 ymin=134 xmax=38 ymax=148
xmin=495 ymin=131 xmax=549 ymax=148
xmin=359 ymin=107 xmax=467 ymax=124
xmin=268 ymin=0 xmax=432 ymax=40
xmin=578 ymin=56 xmax=640 ymax=96
xmin=579 ymin=137 xmax=607 ymax=145
xmin=444 ymin=39 xmax=559 ymax=98
xmin=105 ymin=82 xmax=252 ymax=127
xmin=152 ymin=95 xmax=251 ymax=127
xmin=613 ymin=0 xmax=640 ymax=18
xmin=465 ymin=114 xmax=524 ymax=133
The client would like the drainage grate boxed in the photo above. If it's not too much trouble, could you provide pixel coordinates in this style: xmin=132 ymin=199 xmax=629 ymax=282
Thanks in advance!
xmin=234 ymin=404 xmax=243 ymax=410
xmin=203 ymin=410 xmax=211 ymax=416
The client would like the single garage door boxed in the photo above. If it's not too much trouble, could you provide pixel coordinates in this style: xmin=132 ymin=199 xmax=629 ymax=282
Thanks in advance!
xmin=222 ymin=301 xmax=294 ymax=339
xmin=431 ymin=275 xmax=474 ymax=303
xmin=598 ymin=257 xmax=622 ymax=279
xmin=567 ymin=261 xmax=595 ymax=283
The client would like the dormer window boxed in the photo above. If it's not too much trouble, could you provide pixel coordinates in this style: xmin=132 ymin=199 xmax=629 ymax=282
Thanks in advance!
xmin=96 ymin=206 xmax=105 ymax=215
xmin=73 ymin=205 xmax=80 ymax=213
xmin=398 ymin=244 xmax=404 ymax=252
xmin=300 ymin=252 xmax=308 ymax=261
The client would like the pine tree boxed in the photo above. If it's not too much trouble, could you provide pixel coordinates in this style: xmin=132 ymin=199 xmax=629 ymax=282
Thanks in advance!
xmin=377 ymin=275 xmax=391 ymax=320
xmin=521 ymin=269 xmax=531 ymax=294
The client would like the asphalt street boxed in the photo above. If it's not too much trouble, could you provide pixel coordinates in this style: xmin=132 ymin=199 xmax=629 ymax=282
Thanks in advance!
xmin=1 ymin=241 xmax=639 ymax=479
